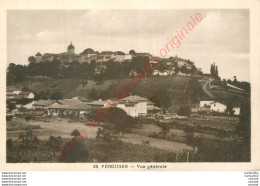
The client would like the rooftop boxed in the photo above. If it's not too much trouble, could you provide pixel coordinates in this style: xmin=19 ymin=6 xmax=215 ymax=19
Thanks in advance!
xmin=121 ymin=95 xmax=148 ymax=103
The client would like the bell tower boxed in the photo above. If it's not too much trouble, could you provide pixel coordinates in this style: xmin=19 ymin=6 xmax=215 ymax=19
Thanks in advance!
xmin=67 ymin=42 xmax=75 ymax=54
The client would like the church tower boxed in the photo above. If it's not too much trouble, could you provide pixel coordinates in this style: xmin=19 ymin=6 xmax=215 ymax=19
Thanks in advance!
xmin=35 ymin=52 xmax=42 ymax=63
xmin=67 ymin=42 xmax=75 ymax=54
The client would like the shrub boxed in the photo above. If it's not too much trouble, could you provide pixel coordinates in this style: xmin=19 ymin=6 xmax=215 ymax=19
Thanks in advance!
xmin=47 ymin=136 xmax=63 ymax=156
xmin=71 ymin=129 xmax=80 ymax=137
xmin=60 ymin=139 xmax=90 ymax=163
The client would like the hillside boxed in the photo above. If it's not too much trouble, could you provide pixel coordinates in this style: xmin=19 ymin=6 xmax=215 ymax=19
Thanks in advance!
xmin=8 ymin=76 xmax=207 ymax=110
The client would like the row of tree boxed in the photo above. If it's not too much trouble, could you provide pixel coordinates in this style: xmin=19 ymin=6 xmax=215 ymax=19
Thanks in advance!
xmin=210 ymin=62 xmax=219 ymax=79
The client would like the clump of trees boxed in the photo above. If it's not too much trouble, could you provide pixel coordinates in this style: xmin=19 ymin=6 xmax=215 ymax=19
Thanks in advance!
xmin=105 ymin=108 xmax=137 ymax=136
xmin=60 ymin=129 xmax=90 ymax=163
xmin=210 ymin=62 xmax=219 ymax=79
xmin=47 ymin=136 xmax=63 ymax=156
xmin=226 ymin=76 xmax=250 ymax=92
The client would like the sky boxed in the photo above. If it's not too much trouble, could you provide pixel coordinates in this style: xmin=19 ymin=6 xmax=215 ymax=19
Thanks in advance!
xmin=7 ymin=9 xmax=250 ymax=82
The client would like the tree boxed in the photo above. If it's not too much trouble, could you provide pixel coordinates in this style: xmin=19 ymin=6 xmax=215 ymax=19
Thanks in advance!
xmin=226 ymin=102 xmax=234 ymax=115
xmin=18 ymin=129 xmax=39 ymax=149
xmin=149 ymin=95 xmax=161 ymax=108
xmin=25 ymin=114 xmax=32 ymax=124
xmin=71 ymin=129 xmax=80 ymax=137
xmin=155 ymin=120 xmax=169 ymax=138
xmin=222 ymin=79 xmax=227 ymax=89
xmin=180 ymin=66 xmax=188 ymax=73
xmin=129 ymin=50 xmax=136 ymax=55
xmin=88 ymin=89 xmax=98 ymax=100
xmin=96 ymin=128 xmax=112 ymax=144
xmin=28 ymin=56 xmax=36 ymax=64
xmin=47 ymin=136 xmax=63 ymax=156
xmin=174 ymin=67 xmax=180 ymax=74
xmin=106 ymin=108 xmax=136 ymax=136
xmin=233 ymin=76 xmax=237 ymax=83
xmin=60 ymin=138 xmax=90 ymax=162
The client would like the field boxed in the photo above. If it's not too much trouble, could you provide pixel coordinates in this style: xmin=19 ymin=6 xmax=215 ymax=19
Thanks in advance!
xmin=7 ymin=117 xmax=193 ymax=152
xmin=7 ymin=113 xmax=249 ymax=162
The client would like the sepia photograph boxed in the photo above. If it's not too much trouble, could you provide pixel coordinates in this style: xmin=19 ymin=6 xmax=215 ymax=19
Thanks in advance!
xmin=5 ymin=9 xmax=251 ymax=164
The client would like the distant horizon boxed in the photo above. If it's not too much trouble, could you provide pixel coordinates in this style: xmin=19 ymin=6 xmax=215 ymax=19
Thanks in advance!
xmin=7 ymin=10 xmax=250 ymax=82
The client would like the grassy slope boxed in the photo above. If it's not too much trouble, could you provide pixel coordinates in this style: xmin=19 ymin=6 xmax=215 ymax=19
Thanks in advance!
xmin=8 ymin=76 xmax=216 ymax=108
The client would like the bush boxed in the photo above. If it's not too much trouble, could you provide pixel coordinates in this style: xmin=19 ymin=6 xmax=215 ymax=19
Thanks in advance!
xmin=71 ymin=129 xmax=80 ymax=137
xmin=96 ymin=128 xmax=112 ymax=144
xmin=47 ymin=136 xmax=63 ymax=156
xmin=106 ymin=108 xmax=137 ymax=136
xmin=60 ymin=139 xmax=90 ymax=163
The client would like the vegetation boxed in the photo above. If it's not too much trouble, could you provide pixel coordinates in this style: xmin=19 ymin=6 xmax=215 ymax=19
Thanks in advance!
xmin=210 ymin=62 xmax=219 ymax=79
xmin=88 ymin=107 xmax=138 ymax=136
xmin=7 ymin=128 xmax=190 ymax=163
xmin=226 ymin=77 xmax=250 ymax=92
xmin=236 ymin=103 xmax=251 ymax=161
xmin=7 ymin=122 xmax=41 ymax=131
xmin=7 ymin=102 xmax=16 ymax=111
xmin=177 ymin=106 xmax=191 ymax=116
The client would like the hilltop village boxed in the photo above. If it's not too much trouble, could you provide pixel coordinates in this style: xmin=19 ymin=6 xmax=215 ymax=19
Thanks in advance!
xmin=29 ymin=42 xmax=200 ymax=77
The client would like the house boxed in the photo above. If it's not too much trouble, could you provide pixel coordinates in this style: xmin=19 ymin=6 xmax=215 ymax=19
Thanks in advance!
xmin=210 ymin=101 xmax=241 ymax=115
xmin=149 ymin=59 xmax=158 ymax=65
xmin=210 ymin=101 xmax=227 ymax=113
xmin=7 ymin=90 xmax=34 ymax=100
xmin=114 ymin=51 xmax=125 ymax=62
xmin=177 ymin=60 xmax=188 ymax=67
xmin=32 ymin=100 xmax=57 ymax=109
xmin=46 ymin=100 xmax=91 ymax=117
xmin=147 ymin=101 xmax=155 ymax=111
xmin=81 ymin=48 xmax=97 ymax=58
xmin=153 ymin=70 xmax=159 ymax=75
xmin=125 ymin=54 xmax=132 ymax=60
xmin=87 ymin=99 xmax=117 ymax=110
xmin=74 ymin=96 xmax=88 ymax=102
xmin=233 ymin=107 xmax=240 ymax=115
xmin=18 ymin=91 xmax=35 ymax=99
xmin=98 ymin=51 xmax=115 ymax=62
xmin=164 ymin=70 xmax=174 ymax=75
xmin=200 ymin=100 xmax=214 ymax=108
xmin=23 ymin=101 xmax=35 ymax=109
xmin=116 ymin=95 xmax=148 ymax=117
xmin=232 ymin=102 xmax=241 ymax=115
xmin=159 ymin=71 xmax=167 ymax=76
